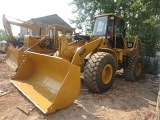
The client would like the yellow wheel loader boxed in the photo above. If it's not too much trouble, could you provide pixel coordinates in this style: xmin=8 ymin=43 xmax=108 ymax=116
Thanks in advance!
xmin=2 ymin=15 xmax=75 ymax=71
xmin=9 ymin=13 xmax=143 ymax=114
xmin=6 ymin=25 xmax=75 ymax=71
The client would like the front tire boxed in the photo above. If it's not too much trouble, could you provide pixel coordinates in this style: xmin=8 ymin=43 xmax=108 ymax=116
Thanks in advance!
xmin=84 ymin=52 xmax=116 ymax=93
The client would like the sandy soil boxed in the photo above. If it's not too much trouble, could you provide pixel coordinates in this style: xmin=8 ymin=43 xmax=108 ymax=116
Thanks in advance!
xmin=0 ymin=54 xmax=159 ymax=120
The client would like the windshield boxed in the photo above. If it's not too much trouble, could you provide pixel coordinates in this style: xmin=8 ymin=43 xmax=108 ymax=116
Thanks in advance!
xmin=92 ymin=16 xmax=108 ymax=36
xmin=47 ymin=28 xmax=54 ymax=37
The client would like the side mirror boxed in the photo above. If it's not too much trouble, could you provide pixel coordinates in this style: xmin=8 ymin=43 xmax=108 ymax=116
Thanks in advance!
xmin=123 ymin=27 xmax=127 ymax=38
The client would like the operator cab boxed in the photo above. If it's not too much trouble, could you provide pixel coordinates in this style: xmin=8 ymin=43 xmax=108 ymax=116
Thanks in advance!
xmin=92 ymin=13 xmax=125 ymax=48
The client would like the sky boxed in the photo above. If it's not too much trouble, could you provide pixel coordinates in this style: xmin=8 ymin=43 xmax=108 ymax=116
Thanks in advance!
xmin=0 ymin=0 xmax=75 ymax=35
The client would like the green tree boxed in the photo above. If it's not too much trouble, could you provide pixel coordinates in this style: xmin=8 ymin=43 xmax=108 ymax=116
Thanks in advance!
xmin=70 ymin=0 xmax=160 ymax=50
xmin=69 ymin=0 xmax=160 ymax=73
xmin=0 ymin=29 xmax=8 ymax=41
xmin=69 ymin=0 xmax=117 ymax=33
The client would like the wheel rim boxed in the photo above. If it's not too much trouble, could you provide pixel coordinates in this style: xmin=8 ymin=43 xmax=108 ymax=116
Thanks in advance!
xmin=135 ymin=63 xmax=142 ymax=76
xmin=102 ymin=64 xmax=113 ymax=84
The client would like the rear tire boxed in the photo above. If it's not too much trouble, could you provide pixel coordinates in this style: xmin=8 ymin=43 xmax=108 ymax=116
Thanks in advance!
xmin=139 ymin=42 xmax=146 ymax=56
xmin=84 ymin=52 xmax=116 ymax=93
xmin=123 ymin=56 xmax=143 ymax=81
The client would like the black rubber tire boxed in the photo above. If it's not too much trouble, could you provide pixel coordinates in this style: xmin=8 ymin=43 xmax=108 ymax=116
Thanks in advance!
xmin=84 ymin=52 xmax=116 ymax=93
xmin=123 ymin=56 xmax=143 ymax=81
xmin=139 ymin=42 xmax=146 ymax=56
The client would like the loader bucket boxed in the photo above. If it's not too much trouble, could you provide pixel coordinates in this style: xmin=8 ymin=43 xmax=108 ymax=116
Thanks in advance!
xmin=10 ymin=51 xmax=80 ymax=114
xmin=6 ymin=46 xmax=23 ymax=71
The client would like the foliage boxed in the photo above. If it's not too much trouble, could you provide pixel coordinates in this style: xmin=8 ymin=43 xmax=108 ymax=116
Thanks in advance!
xmin=69 ymin=0 xmax=160 ymax=42
xmin=0 ymin=29 xmax=8 ymax=41
xmin=69 ymin=0 xmax=160 ymax=73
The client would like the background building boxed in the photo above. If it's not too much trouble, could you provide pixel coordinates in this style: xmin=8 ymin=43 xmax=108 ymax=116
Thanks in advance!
xmin=20 ymin=14 xmax=71 ymax=37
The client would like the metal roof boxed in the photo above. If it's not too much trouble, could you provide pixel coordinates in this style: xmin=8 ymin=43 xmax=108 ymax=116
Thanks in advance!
xmin=95 ymin=13 xmax=125 ymax=21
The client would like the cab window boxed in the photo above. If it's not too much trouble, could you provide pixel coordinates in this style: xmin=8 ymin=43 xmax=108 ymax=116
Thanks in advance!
xmin=58 ymin=29 xmax=62 ymax=35
xmin=92 ymin=16 xmax=107 ymax=36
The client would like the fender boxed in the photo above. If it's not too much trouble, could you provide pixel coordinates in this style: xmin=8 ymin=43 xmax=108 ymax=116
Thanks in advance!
xmin=98 ymin=48 xmax=118 ymax=67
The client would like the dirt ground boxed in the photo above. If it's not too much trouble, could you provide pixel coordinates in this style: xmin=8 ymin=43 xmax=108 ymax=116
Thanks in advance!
xmin=0 ymin=54 xmax=159 ymax=120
